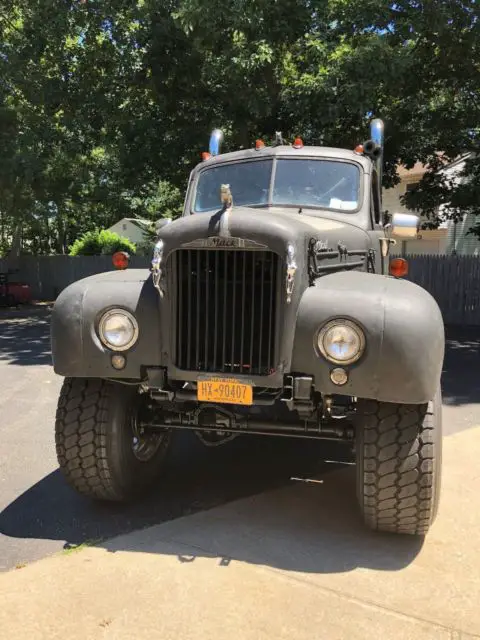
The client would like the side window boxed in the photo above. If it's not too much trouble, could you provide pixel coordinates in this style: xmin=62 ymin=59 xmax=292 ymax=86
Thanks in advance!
xmin=370 ymin=171 xmax=381 ymax=225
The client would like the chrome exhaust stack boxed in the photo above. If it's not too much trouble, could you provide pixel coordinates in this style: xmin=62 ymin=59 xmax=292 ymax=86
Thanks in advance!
xmin=369 ymin=118 xmax=384 ymax=184
xmin=362 ymin=119 xmax=384 ymax=184
xmin=209 ymin=129 xmax=224 ymax=156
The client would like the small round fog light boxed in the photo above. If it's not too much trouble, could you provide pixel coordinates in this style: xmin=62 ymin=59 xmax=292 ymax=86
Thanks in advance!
xmin=111 ymin=354 xmax=126 ymax=370
xmin=330 ymin=368 xmax=348 ymax=386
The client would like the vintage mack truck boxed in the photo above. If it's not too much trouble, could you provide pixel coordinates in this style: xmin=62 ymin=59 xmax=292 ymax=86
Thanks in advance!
xmin=51 ymin=119 xmax=444 ymax=536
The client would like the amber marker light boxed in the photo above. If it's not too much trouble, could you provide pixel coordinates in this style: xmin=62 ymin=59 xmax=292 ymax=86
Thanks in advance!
xmin=112 ymin=251 xmax=130 ymax=270
xmin=292 ymin=137 xmax=304 ymax=149
xmin=390 ymin=258 xmax=409 ymax=278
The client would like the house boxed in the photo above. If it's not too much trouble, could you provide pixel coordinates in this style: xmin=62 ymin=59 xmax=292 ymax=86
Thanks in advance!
xmin=437 ymin=155 xmax=479 ymax=256
xmin=383 ymin=162 xmax=448 ymax=256
xmin=106 ymin=218 xmax=153 ymax=246
xmin=383 ymin=154 xmax=477 ymax=256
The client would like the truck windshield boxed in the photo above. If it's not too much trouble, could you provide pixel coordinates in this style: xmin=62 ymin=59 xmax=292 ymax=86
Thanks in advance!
xmin=193 ymin=158 xmax=360 ymax=213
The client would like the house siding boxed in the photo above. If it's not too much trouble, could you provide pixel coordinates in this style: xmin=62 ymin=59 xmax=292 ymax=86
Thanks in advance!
xmin=446 ymin=214 xmax=480 ymax=256
xmin=389 ymin=229 xmax=448 ymax=256
xmin=383 ymin=180 xmax=420 ymax=216
xmin=439 ymin=159 xmax=480 ymax=256
xmin=107 ymin=220 xmax=149 ymax=245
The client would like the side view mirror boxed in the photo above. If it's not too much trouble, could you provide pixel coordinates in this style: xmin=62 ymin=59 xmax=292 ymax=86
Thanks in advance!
xmin=389 ymin=212 xmax=419 ymax=238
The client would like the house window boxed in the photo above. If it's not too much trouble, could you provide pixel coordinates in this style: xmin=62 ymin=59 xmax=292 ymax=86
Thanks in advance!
xmin=405 ymin=182 xmax=419 ymax=193
xmin=122 ymin=223 xmax=127 ymax=230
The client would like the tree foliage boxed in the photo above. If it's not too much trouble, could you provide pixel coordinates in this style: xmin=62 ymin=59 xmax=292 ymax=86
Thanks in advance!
xmin=0 ymin=0 xmax=478 ymax=256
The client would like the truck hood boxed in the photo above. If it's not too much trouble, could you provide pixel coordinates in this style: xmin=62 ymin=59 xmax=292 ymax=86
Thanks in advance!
xmin=154 ymin=207 xmax=374 ymax=379
xmin=157 ymin=206 xmax=371 ymax=262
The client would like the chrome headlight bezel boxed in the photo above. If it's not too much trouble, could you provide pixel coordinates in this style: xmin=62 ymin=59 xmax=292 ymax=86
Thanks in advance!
xmin=317 ymin=318 xmax=366 ymax=365
xmin=98 ymin=308 xmax=139 ymax=352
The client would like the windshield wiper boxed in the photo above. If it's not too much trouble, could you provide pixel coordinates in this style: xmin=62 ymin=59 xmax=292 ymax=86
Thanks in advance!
xmin=318 ymin=177 xmax=347 ymax=200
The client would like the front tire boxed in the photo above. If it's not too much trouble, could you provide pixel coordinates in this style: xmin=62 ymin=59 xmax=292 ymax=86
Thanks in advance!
xmin=356 ymin=388 xmax=442 ymax=535
xmin=55 ymin=378 xmax=171 ymax=502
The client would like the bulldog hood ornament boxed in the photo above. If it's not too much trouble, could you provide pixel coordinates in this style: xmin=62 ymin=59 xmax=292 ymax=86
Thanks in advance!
xmin=218 ymin=183 xmax=233 ymax=238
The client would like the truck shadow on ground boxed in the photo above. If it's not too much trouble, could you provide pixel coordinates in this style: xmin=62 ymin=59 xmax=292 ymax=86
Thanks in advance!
xmin=0 ymin=307 xmax=52 ymax=365
xmin=103 ymin=464 xmax=425 ymax=576
xmin=0 ymin=432 xmax=423 ymax=574
xmin=442 ymin=326 xmax=480 ymax=407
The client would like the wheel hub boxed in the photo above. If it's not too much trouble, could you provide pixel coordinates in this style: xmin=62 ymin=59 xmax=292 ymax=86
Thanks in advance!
xmin=131 ymin=409 xmax=166 ymax=462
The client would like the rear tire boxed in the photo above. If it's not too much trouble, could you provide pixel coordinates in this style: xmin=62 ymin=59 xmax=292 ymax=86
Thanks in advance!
xmin=55 ymin=378 xmax=171 ymax=502
xmin=355 ymin=388 xmax=442 ymax=535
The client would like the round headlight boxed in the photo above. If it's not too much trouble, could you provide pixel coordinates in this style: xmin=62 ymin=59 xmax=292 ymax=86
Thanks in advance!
xmin=317 ymin=319 xmax=365 ymax=365
xmin=98 ymin=309 xmax=139 ymax=351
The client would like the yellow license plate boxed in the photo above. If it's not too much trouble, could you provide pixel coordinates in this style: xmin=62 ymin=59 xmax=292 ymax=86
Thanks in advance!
xmin=197 ymin=379 xmax=253 ymax=405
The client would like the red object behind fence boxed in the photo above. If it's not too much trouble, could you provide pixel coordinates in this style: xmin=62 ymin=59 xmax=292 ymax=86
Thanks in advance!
xmin=0 ymin=282 xmax=32 ymax=304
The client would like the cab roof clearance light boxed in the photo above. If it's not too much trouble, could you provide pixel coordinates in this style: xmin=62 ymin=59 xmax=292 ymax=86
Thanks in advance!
xmin=255 ymin=139 xmax=265 ymax=150
xmin=201 ymin=151 xmax=212 ymax=161
xmin=292 ymin=137 xmax=304 ymax=149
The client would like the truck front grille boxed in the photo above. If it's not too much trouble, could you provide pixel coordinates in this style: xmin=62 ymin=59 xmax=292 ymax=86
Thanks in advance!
xmin=172 ymin=249 xmax=280 ymax=375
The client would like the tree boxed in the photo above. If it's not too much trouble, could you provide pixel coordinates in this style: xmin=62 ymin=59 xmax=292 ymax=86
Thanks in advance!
xmin=0 ymin=0 xmax=478 ymax=255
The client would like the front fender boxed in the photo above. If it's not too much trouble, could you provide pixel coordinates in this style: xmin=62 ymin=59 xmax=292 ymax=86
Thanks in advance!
xmin=292 ymin=271 xmax=445 ymax=404
xmin=51 ymin=269 xmax=162 ymax=378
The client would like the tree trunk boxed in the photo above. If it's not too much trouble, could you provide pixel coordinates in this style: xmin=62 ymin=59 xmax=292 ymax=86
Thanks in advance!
xmin=4 ymin=217 xmax=23 ymax=270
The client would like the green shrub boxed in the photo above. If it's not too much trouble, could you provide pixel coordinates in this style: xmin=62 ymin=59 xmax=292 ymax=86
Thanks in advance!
xmin=69 ymin=230 xmax=136 ymax=256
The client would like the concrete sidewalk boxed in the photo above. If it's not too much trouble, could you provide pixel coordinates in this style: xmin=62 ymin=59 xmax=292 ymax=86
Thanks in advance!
xmin=1 ymin=427 xmax=479 ymax=640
